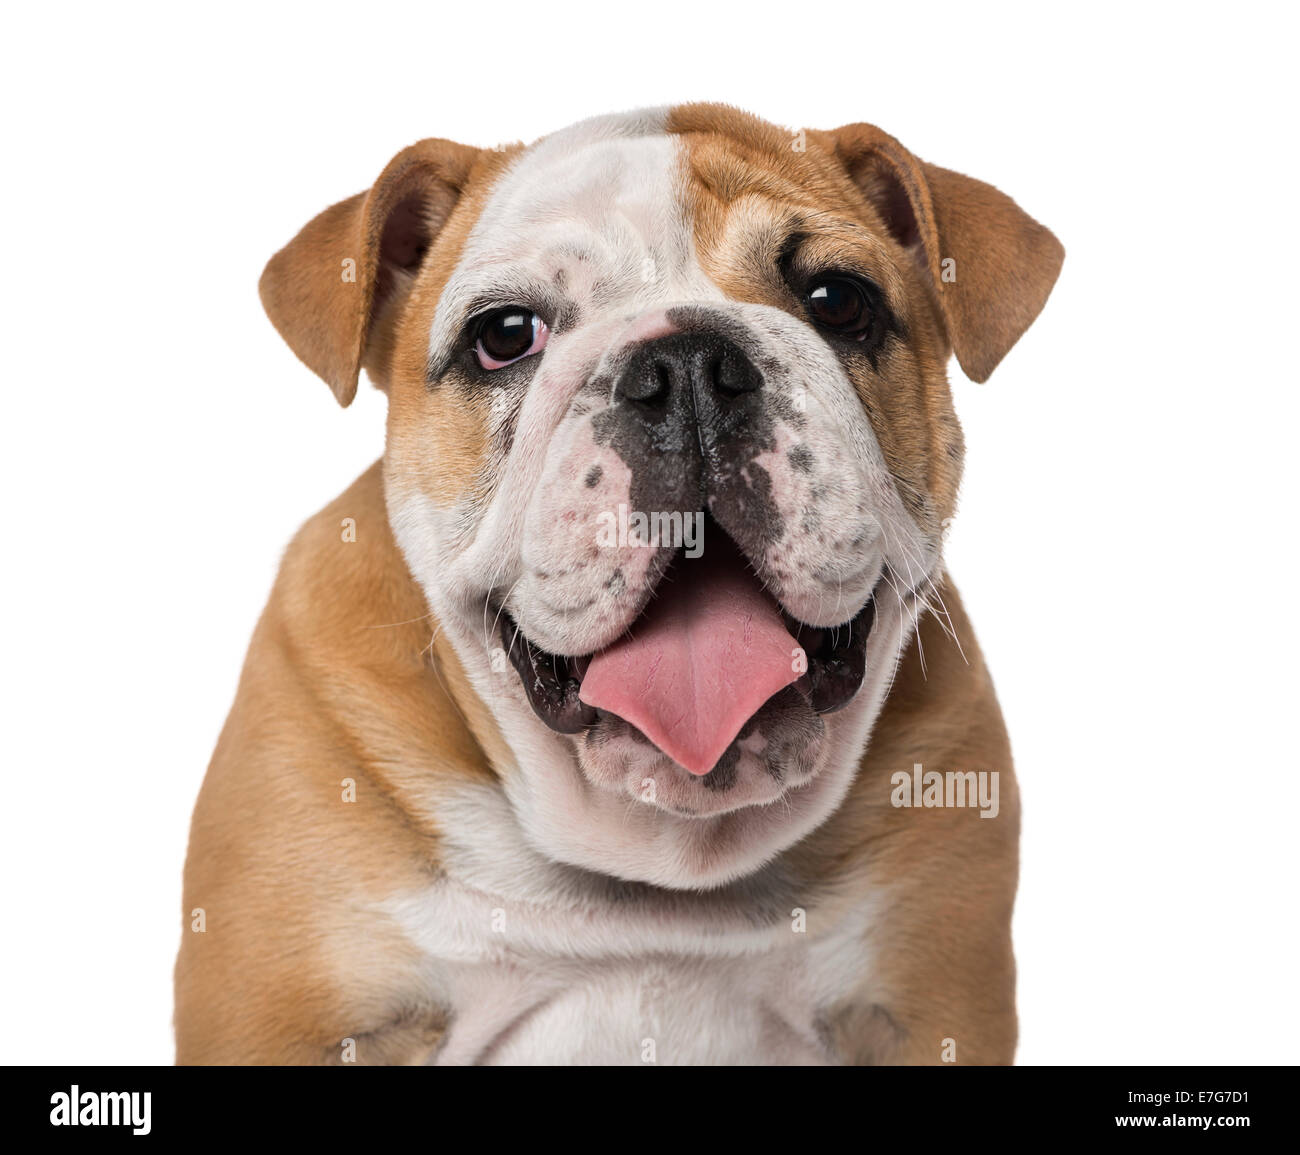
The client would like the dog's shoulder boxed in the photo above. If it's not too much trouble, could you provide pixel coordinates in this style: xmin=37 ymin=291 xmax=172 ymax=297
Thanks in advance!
xmin=196 ymin=459 xmax=494 ymax=813
xmin=175 ymin=463 xmax=481 ymax=1063
xmin=797 ymin=584 xmax=1021 ymax=1063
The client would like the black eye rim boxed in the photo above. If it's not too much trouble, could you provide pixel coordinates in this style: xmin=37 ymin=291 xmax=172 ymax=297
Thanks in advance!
xmin=475 ymin=305 xmax=543 ymax=363
xmin=775 ymin=237 xmax=899 ymax=357
xmin=803 ymin=272 xmax=879 ymax=339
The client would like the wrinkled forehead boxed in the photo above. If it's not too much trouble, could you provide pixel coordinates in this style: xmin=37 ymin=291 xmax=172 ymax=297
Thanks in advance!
xmin=474 ymin=110 xmax=685 ymax=257
xmin=427 ymin=108 xmax=901 ymax=376
xmin=428 ymin=110 xmax=709 ymax=359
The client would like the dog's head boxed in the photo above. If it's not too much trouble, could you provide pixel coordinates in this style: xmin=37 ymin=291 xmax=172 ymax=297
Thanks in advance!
xmin=260 ymin=106 xmax=1062 ymax=888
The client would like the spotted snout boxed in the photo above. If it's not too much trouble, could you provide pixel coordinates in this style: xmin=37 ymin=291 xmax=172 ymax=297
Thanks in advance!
xmin=510 ymin=302 xmax=918 ymax=658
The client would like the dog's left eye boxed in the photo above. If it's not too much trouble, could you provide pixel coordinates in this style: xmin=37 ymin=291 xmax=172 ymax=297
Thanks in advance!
xmin=805 ymin=276 xmax=875 ymax=339
xmin=474 ymin=308 xmax=550 ymax=369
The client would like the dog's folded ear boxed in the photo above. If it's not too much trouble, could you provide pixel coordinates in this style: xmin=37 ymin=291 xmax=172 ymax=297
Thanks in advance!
xmin=259 ymin=137 xmax=483 ymax=405
xmin=822 ymin=123 xmax=1064 ymax=383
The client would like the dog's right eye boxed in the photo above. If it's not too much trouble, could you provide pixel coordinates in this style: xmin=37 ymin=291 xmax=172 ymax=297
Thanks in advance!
xmin=474 ymin=308 xmax=550 ymax=369
xmin=805 ymin=276 xmax=875 ymax=338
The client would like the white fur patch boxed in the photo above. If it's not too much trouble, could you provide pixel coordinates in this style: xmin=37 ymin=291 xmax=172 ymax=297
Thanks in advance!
xmin=384 ymin=782 xmax=888 ymax=1065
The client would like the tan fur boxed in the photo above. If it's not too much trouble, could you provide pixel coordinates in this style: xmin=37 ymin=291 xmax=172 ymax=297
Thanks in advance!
xmin=175 ymin=464 xmax=492 ymax=1063
xmin=669 ymin=105 xmax=965 ymax=534
xmin=177 ymin=105 xmax=1058 ymax=1064
xmin=795 ymin=593 xmax=1019 ymax=1063
xmin=817 ymin=120 xmax=1064 ymax=384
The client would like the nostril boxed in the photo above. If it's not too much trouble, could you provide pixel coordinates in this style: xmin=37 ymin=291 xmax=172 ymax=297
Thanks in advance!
xmin=713 ymin=347 xmax=762 ymax=398
xmin=627 ymin=360 xmax=672 ymax=407
xmin=705 ymin=355 xmax=723 ymax=389
xmin=654 ymin=362 xmax=672 ymax=400
xmin=616 ymin=356 xmax=672 ymax=405
xmin=613 ymin=333 xmax=761 ymax=408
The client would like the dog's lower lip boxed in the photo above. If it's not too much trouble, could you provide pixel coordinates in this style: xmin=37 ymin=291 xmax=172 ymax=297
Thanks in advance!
xmin=500 ymin=615 xmax=596 ymax=734
xmin=786 ymin=593 xmax=876 ymax=714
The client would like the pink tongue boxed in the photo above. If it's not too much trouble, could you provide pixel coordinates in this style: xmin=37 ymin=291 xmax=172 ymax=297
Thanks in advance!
xmin=579 ymin=540 xmax=800 ymax=776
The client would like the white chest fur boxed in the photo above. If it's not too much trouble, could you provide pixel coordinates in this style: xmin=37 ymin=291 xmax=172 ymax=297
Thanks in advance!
xmin=383 ymin=784 xmax=880 ymax=1065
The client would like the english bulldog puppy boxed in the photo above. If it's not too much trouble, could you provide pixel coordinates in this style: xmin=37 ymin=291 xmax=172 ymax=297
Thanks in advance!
xmin=175 ymin=105 xmax=1062 ymax=1065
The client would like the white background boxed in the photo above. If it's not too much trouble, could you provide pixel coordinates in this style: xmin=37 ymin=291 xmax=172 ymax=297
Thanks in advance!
xmin=2 ymin=1 xmax=1296 ymax=1065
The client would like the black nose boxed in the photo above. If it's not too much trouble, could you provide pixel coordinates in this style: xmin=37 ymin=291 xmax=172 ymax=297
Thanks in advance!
xmin=614 ymin=333 xmax=763 ymax=409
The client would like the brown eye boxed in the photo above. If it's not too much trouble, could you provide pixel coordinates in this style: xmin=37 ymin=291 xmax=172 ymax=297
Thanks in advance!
xmin=806 ymin=276 xmax=874 ymax=338
xmin=475 ymin=308 xmax=549 ymax=369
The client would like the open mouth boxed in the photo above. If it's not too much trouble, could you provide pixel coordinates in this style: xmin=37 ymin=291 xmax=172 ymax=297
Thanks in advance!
xmin=500 ymin=524 xmax=878 ymax=776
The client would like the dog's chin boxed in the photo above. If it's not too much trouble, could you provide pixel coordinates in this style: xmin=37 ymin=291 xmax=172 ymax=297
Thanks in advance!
xmin=576 ymin=684 xmax=827 ymax=817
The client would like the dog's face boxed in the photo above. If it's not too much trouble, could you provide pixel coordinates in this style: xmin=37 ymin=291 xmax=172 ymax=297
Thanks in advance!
xmin=261 ymin=106 xmax=1062 ymax=888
